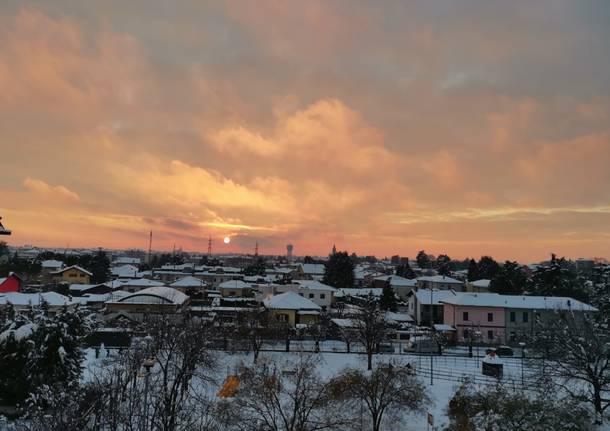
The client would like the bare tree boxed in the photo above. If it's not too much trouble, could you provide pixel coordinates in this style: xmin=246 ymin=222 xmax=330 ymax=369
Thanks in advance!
xmin=532 ymin=314 xmax=610 ymax=423
xmin=328 ymin=362 xmax=429 ymax=431
xmin=223 ymin=355 xmax=350 ymax=431
xmin=235 ymin=307 xmax=274 ymax=364
xmin=351 ymin=293 xmax=388 ymax=370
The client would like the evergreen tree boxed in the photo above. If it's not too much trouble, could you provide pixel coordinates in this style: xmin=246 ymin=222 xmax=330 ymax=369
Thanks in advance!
xmin=395 ymin=259 xmax=416 ymax=279
xmin=436 ymin=254 xmax=452 ymax=276
xmin=85 ymin=250 xmax=111 ymax=284
xmin=477 ymin=256 xmax=500 ymax=280
xmin=489 ymin=261 xmax=527 ymax=295
xmin=528 ymin=254 xmax=588 ymax=301
xmin=416 ymin=250 xmax=431 ymax=269
xmin=467 ymin=259 xmax=480 ymax=281
xmin=323 ymin=251 xmax=355 ymax=289
xmin=244 ymin=257 xmax=266 ymax=276
xmin=379 ymin=282 xmax=398 ymax=311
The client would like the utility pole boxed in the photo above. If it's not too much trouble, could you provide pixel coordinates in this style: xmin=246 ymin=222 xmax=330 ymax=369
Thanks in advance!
xmin=207 ymin=236 xmax=212 ymax=258
xmin=147 ymin=230 xmax=152 ymax=265
xmin=430 ymin=288 xmax=434 ymax=385
xmin=254 ymin=241 xmax=259 ymax=257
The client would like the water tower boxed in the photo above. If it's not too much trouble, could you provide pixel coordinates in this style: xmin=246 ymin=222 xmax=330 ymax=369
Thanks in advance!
xmin=286 ymin=244 xmax=293 ymax=262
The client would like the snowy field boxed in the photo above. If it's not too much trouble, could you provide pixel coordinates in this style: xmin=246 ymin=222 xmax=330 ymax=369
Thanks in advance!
xmin=83 ymin=347 xmax=542 ymax=431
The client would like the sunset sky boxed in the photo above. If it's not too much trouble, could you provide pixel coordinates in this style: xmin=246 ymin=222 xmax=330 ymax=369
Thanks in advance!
xmin=1 ymin=1 xmax=609 ymax=262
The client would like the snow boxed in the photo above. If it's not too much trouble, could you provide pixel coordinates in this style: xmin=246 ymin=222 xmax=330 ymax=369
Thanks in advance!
xmin=339 ymin=288 xmax=383 ymax=297
xmin=440 ymin=292 xmax=597 ymax=311
xmin=417 ymin=275 xmax=463 ymax=284
xmin=292 ymin=280 xmax=337 ymax=291
xmin=50 ymin=265 xmax=93 ymax=276
xmin=0 ymin=322 xmax=38 ymax=343
xmin=263 ymin=291 xmax=321 ymax=310
xmin=413 ymin=289 xmax=455 ymax=305
xmin=298 ymin=263 xmax=325 ymax=275
xmin=218 ymin=280 xmax=251 ymax=290
xmin=119 ymin=278 xmax=165 ymax=288
xmin=108 ymin=286 xmax=189 ymax=305
xmin=0 ymin=292 xmax=72 ymax=307
xmin=170 ymin=276 xmax=207 ymax=288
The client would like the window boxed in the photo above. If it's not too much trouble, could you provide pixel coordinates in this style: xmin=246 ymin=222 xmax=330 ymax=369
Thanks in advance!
xmin=463 ymin=311 xmax=469 ymax=321
xmin=276 ymin=314 xmax=288 ymax=322
xmin=309 ymin=293 xmax=314 ymax=299
xmin=523 ymin=312 xmax=529 ymax=323
xmin=320 ymin=294 xmax=326 ymax=299
xmin=487 ymin=313 xmax=493 ymax=322
xmin=229 ymin=291 xmax=236 ymax=296
xmin=487 ymin=330 xmax=494 ymax=340
xmin=69 ymin=273 xmax=77 ymax=278
xmin=510 ymin=311 xmax=516 ymax=322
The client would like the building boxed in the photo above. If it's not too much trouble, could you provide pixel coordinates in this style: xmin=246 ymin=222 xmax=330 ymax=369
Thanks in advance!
xmin=373 ymin=275 xmax=417 ymax=300
xmin=256 ymin=280 xmax=336 ymax=309
xmin=51 ymin=265 xmax=93 ymax=284
xmin=467 ymin=279 xmax=491 ymax=292
xmin=119 ymin=278 xmax=165 ymax=293
xmin=111 ymin=264 xmax=140 ymax=279
xmin=441 ymin=292 xmax=597 ymax=344
xmin=416 ymin=275 xmax=464 ymax=291
xmin=169 ymin=276 xmax=207 ymax=293
xmin=263 ymin=291 xmax=321 ymax=326
xmin=69 ymin=283 xmax=113 ymax=296
xmin=0 ymin=292 xmax=73 ymax=314
xmin=219 ymin=280 xmax=254 ymax=297
xmin=406 ymin=289 xmax=454 ymax=326
xmin=296 ymin=263 xmax=325 ymax=281
xmin=105 ymin=286 xmax=190 ymax=315
xmin=0 ymin=273 xmax=21 ymax=293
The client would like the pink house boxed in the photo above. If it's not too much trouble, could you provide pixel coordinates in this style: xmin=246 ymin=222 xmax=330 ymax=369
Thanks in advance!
xmin=442 ymin=293 xmax=506 ymax=343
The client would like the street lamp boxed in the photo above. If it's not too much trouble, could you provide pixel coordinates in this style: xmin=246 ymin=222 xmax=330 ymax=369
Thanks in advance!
xmin=518 ymin=341 xmax=526 ymax=388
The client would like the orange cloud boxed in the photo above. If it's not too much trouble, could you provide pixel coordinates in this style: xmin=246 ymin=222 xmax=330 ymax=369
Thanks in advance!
xmin=22 ymin=178 xmax=80 ymax=202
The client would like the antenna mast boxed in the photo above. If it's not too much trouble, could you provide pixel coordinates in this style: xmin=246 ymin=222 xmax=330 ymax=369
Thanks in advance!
xmin=207 ymin=236 xmax=212 ymax=257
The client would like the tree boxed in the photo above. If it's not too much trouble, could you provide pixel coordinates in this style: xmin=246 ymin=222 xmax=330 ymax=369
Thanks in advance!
xmin=477 ymin=255 xmax=500 ymax=280
xmin=395 ymin=259 xmax=416 ymax=279
xmin=85 ymin=250 xmax=111 ymax=284
xmin=323 ymin=251 xmax=354 ymax=289
xmin=351 ymin=294 xmax=387 ymax=370
xmin=243 ymin=257 xmax=266 ymax=277
xmin=416 ymin=250 xmax=431 ymax=269
xmin=467 ymin=258 xmax=480 ymax=281
xmin=436 ymin=254 xmax=452 ymax=276
xmin=446 ymin=378 xmax=591 ymax=431
xmin=489 ymin=261 xmax=527 ymax=295
xmin=329 ymin=363 xmax=429 ymax=431
xmin=528 ymin=254 xmax=588 ymax=301
xmin=235 ymin=308 xmax=277 ymax=364
xmin=223 ymin=355 xmax=349 ymax=431
xmin=531 ymin=315 xmax=610 ymax=423
xmin=379 ymin=282 xmax=398 ymax=312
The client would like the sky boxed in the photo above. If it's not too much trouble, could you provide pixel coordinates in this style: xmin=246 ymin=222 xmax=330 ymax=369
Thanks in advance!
xmin=1 ymin=1 xmax=609 ymax=262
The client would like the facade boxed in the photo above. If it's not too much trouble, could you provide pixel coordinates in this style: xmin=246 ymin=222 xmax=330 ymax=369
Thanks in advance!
xmin=105 ymin=286 xmax=190 ymax=315
xmin=0 ymin=273 xmax=21 ymax=293
xmin=407 ymin=289 xmax=454 ymax=326
xmin=119 ymin=278 xmax=166 ymax=293
xmin=51 ymin=265 xmax=92 ymax=284
xmin=219 ymin=280 xmax=254 ymax=297
xmin=256 ymin=280 xmax=336 ymax=309
xmin=263 ymin=291 xmax=321 ymax=326
xmin=441 ymin=292 xmax=597 ymax=344
xmin=416 ymin=275 xmax=464 ymax=291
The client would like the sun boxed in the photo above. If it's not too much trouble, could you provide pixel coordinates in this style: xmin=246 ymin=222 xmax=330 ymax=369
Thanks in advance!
xmin=223 ymin=236 xmax=231 ymax=244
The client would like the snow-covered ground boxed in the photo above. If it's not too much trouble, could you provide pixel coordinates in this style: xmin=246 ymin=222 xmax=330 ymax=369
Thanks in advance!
xmin=83 ymin=347 xmax=541 ymax=431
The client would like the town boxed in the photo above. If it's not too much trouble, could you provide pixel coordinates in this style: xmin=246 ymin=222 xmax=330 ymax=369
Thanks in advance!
xmin=1 ymin=226 xmax=609 ymax=430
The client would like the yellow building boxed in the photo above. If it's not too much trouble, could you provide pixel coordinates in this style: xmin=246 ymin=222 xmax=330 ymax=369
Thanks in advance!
xmin=263 ymin=291 xmax=321 ymax=326
xmin=51 ymin=265 xmax=93 ymax=285
xmin=219 ymin=280 xmax=253 ymax=297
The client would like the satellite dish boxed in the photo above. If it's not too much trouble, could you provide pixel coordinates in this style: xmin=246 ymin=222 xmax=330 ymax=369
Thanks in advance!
xmin=0 ymin=217 xmax=11 ymax=235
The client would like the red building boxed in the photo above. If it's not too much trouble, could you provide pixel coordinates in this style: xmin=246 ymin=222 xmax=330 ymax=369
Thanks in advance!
xmin=0 ymin=273 xmax=21 ymax=293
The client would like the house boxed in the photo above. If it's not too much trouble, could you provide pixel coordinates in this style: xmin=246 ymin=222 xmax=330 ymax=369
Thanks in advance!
xmin=256 ymin=280 xmax=336 ymax=309
xmin=73 ymin=291 xmax=130 ymax=309
xmin=416 ymin=275 xmax=464 ymax=291
xmin=69 ymin=283 xmax=113 ymax=296
xmin=40 ymin=259 xmax=64 ymax=280
xmin=440 ymin=292 xmax=597 ymax=344
xmin=263 ymin=291 xmax=321 ymax=326
xmin=119 ymin=278 xmax=165 ymax=293
xmin=51 ymin=265 xmax=92 ymax=284
xmin=169 ymin=276 xmax=207 ymax=293
xmin=112 ymin=256 xmax=141 ymax=266
xmin=407 ymin=289 xmax=454 ymax=326
xmin=219 ymin=280 xmax=254 ymax=297
xmin=0 ymin=292 xmax=73 ymax=314
xmin=373 ymin=275 xmax=417 ymax=300
xmin=296 ymin=263 xmax=325 ymax=281
xmin=111 ymin=264 xmax=140 ymax=279
xmin=105 ymin=286 xmax=190 ymax=315
xmin=467 ymin=279 xmax=491 ymax=292
xmin=0 ymin=273 xmax=22 ymax=293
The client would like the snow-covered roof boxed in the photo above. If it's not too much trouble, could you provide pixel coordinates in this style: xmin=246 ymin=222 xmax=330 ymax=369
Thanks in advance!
xmin=69 ymin=283 xmax=109 ymax=292
xmin=385 ymin=311 xmax=414 ymax=323
xmin=299 ymin=263 xmax=325 ymax=275
xmin=51 ymin=265 xmax=93 ymax=276
xmin=471 ymin=279 xmax=491 ymax=288
xmin=417 ymin=275 xmax=463 ymax=284
xmin=440 ymin=292 xmax=597 ymax=311
xmin=111 ymin=286 xmax=189 ymax=305
xmin=0 ymin=292 xmax=72 ymax=307
xmin=170 ymin=276 xmax=206 ymax=288
xmin=218 ymin=280 xmax=251 ymax=290
xmin=72 ymin=291 xmax=130 ymax=304
xmin=120 ymin=278 xmax=165 ymax=288
xmin=41 ymin=259 xmax=64 ymax=269
xmin=339 ymin=288 xmax=383 ymax=298
xmin=434 ymin=324 xmax=456 ymax=331
xmin=412 ymin=289 xmax=455 ymax=305
xmin=375 ymin=275 xmax=417 ymax=287
xmin=113 ymin=257 xmax=141 ymax=265
xmin=263 ymin=291 xmax=321 ymax=310
xmin=111 ymin=264 xmax=140 ymax=278
xmin=293 ymin=280 xmax=337 ymax=291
